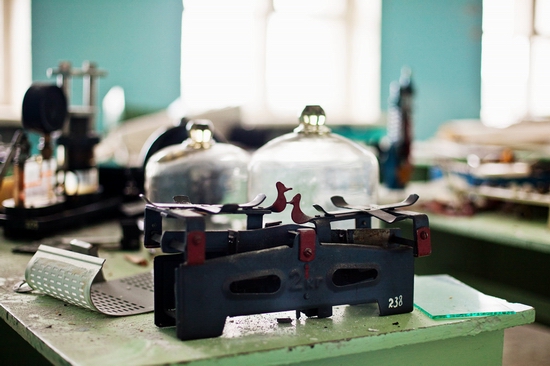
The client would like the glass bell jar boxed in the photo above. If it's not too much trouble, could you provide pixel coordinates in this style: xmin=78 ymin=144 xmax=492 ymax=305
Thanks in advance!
xmin=248 ymin=105 xmax=379 ymax=225
xmin=145 ymin=119 xmax=250 ymax=211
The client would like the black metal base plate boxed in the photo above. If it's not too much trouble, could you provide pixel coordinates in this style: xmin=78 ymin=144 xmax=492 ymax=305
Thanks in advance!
xmin=0 ymin=195 xmax=122 ymax=240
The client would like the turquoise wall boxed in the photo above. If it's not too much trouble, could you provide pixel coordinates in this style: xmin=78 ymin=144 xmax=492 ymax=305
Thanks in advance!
xmin=31 ymin=0 xmax=182 ymax=131
xmin=381 ymin=0 xmax=483 ymax=140
xmin=31 ymin=0 xmax=482 ymax=140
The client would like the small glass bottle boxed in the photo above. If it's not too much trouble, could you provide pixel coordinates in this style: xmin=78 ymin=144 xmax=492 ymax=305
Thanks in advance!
xmin=145 ymin=119 xmax=250 ymax=208
xmin=248 ymin=105 xmax=379 ymax=225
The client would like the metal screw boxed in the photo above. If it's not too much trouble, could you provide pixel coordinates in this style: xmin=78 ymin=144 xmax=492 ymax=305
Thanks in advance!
xmin=303 ymin=248 xmax=313 ymax=257
xmin=420 ymin=231 xmax=429 ymax=240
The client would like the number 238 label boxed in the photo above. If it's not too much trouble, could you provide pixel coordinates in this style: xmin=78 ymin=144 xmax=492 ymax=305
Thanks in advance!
xmin=388 ymin=295 xmax=404 ymax=309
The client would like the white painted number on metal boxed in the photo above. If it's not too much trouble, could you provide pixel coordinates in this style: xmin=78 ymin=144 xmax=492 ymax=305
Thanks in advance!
xmin=388 ymin=295 xmax=403 ymax=309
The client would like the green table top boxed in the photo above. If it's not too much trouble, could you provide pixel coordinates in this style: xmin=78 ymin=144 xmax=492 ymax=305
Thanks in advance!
xmin=0 ymin=221 xmax=535 ymax=366
xmin=381 ymin=183 xmax=550 ymax=254
xmin=427 ymin=211 xmax=550 ymax=254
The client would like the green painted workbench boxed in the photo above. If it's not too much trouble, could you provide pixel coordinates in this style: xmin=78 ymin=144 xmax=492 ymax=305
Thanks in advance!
xmin=380 ymin=182 xmax=550 ymax=325
xmin=0 ymin=221 xmax=535 ymax=366
xmin=390 ymin=209 xmax=550 ymax=326
xmin=427 ymin=211 xmax=550 ymax=254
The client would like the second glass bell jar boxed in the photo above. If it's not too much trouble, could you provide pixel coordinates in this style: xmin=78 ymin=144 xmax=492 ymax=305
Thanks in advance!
xmin=145 ymin=119 xmax=249 ymax=206
xmin=248 ymin=105 xmax=379 ymax=224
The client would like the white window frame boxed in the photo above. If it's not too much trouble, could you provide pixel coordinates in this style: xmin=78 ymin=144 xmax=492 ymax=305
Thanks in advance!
xmin=180 ymin=0 xmax=381 ymax=127
xmin=0 ymin=0 xmax=31 ymax=124
xmin=481 ymin=0 xmax=550 ymax=128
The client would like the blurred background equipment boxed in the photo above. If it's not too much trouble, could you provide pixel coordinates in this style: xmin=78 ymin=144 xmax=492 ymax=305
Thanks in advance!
xmin=0 ymin=61 xmax=130 ymax=239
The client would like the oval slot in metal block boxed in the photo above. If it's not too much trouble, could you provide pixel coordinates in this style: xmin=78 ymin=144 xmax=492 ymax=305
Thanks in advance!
xmin=229 ymin=275 xmax=282 ymax=294
xmin=332 ymin=268 xmax=378 ymax=287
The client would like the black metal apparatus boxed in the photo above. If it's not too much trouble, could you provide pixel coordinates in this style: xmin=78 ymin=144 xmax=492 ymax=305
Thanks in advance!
xmin=143 ymin=182 xmax=431 ymax=341
xmin=0 ymin=61 xmax=123 ymax=239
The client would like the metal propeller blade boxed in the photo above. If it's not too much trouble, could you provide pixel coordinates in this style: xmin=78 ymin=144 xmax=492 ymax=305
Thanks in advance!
xmin=140 ymin=194 xmax=223 ymax=214
xmin=330 ymin=194 xmax=419 ymax=223
xmin=140 ymin=193 xmax=266 ymax=215
xmin=239 ymin=193 xmax=266 ymax=208
xmin=313 ymin=203 xmax=397 ymax=223
xmin=331 ymin=194 xmax=419 ymax=211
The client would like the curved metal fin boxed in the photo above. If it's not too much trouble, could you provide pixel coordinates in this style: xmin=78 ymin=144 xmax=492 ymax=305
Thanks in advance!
xmin=240 ymin=194 xmax=266 ymax=208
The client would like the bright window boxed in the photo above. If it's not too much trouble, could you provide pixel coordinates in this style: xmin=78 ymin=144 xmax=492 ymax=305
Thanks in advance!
xmin=481 ymin=0 xmax=550 ymax=127
xmin=0 ymin=0 xmax=31 ymax=123
xmin=180 ymin=0 xmax=381 ymax=126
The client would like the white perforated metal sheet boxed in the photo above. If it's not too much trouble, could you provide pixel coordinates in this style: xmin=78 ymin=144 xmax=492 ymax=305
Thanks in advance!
xmin=25 ymin=245 xmax=153 ymax=316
